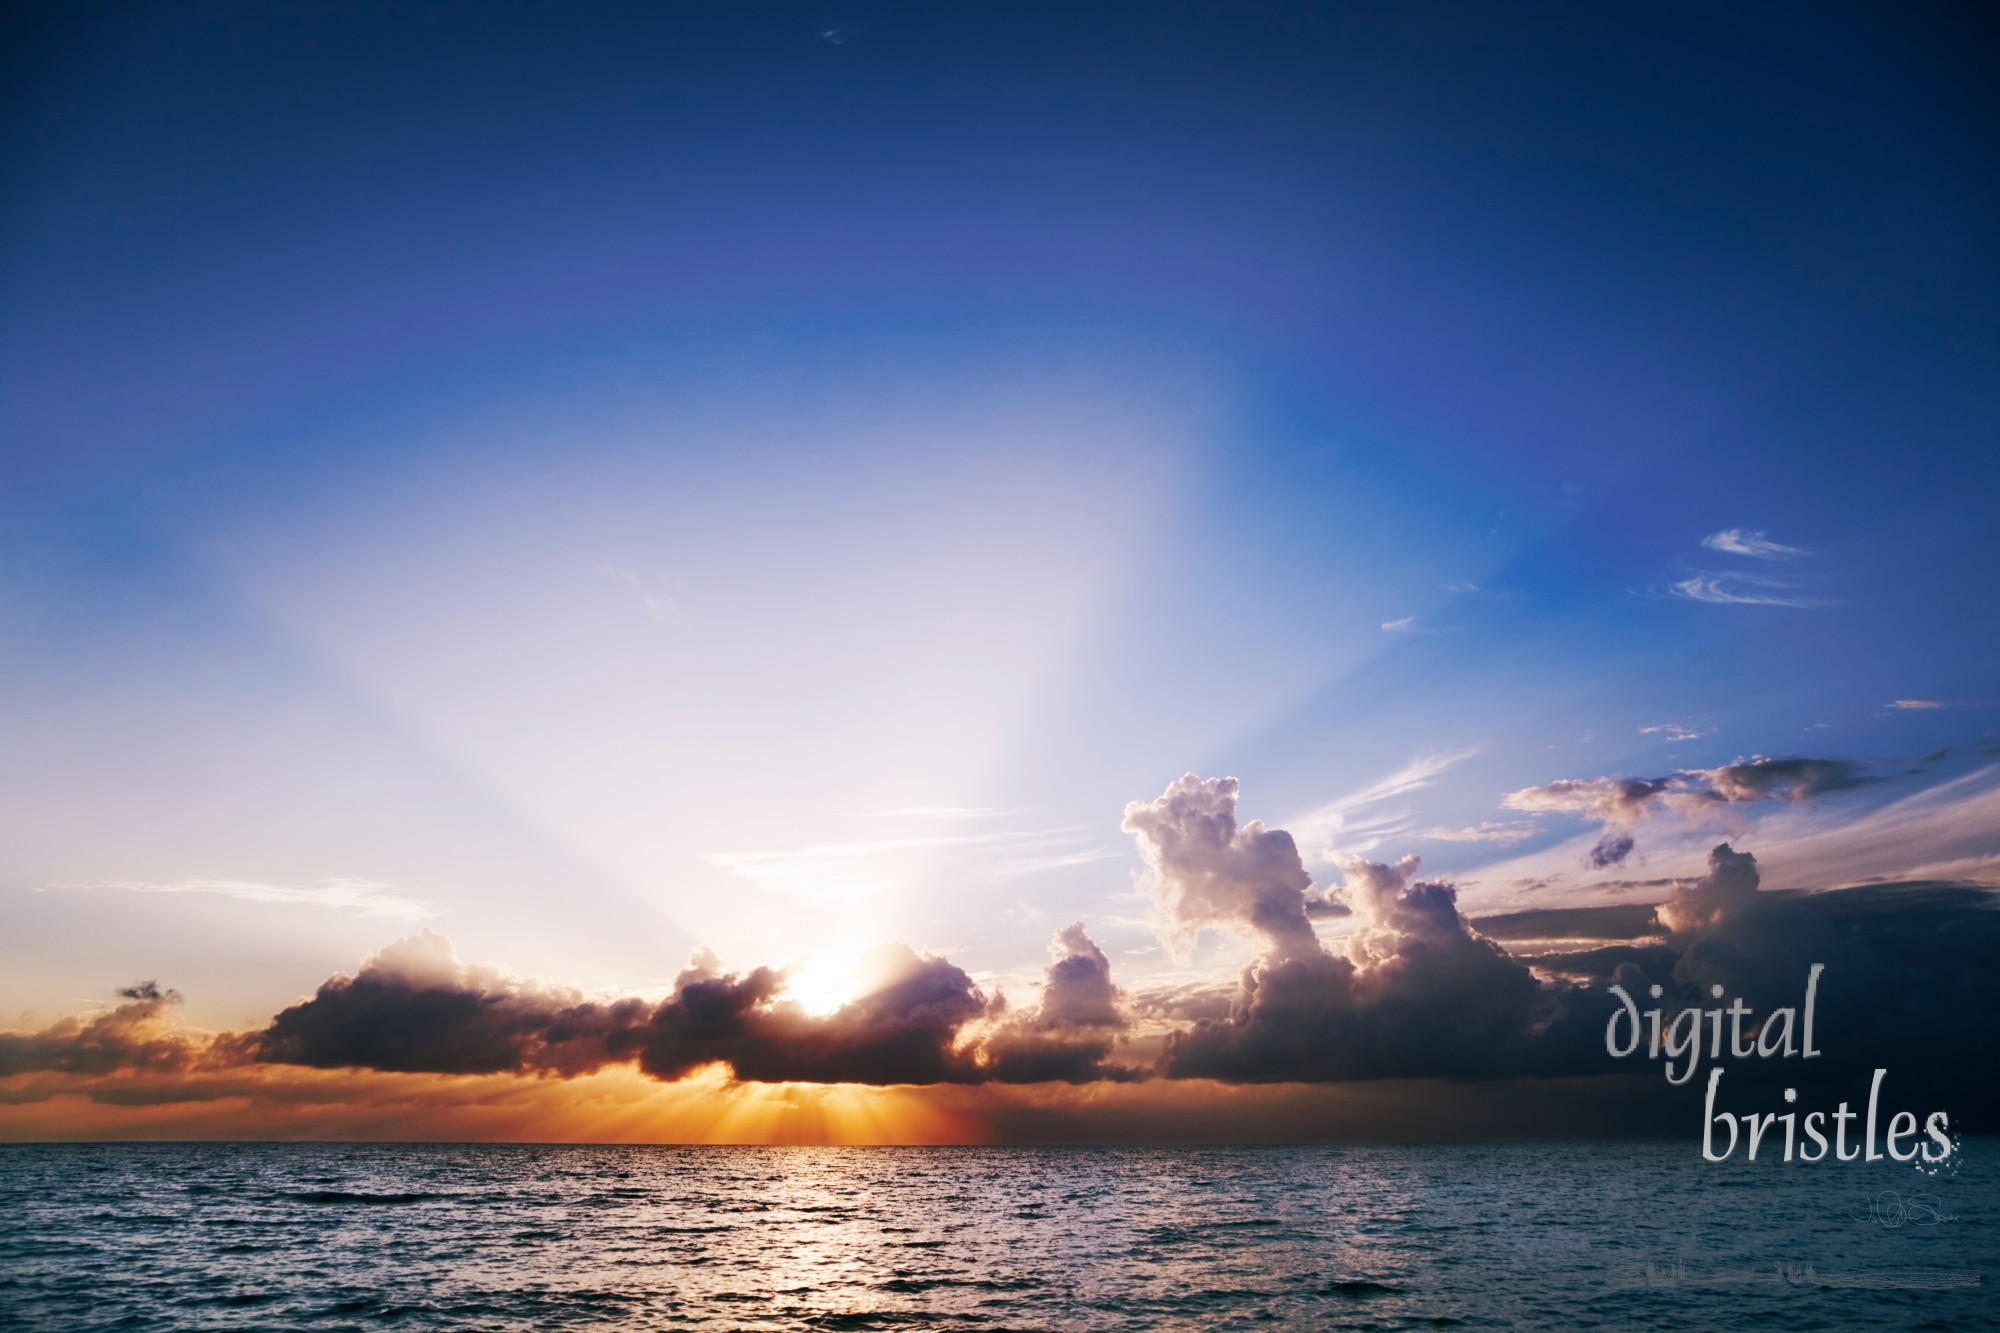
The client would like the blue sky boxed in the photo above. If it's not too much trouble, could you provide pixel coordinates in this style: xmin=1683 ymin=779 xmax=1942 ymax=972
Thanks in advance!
xmin=3 ymin=1 xmax=1997 ymax=1033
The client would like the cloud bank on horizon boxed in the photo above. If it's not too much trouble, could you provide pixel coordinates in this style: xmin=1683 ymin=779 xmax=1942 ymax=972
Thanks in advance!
xmin=7 ymin=773 xmax=1995 ymax=1138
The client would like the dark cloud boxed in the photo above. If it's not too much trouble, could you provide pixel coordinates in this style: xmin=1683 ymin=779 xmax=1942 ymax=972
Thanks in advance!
xmin=1705 ymin=757 xmax=1877 ymax=802
xmin=254 ymin=933 xmax=996 ymax=1085
xmin=1160 ymin=889 xmax=1552 ymax=1082
xmin=258 ymin=932 xmax=644 ymax=1077
xmin=1587 ymin=833 xmax=1636 ymax=868
xmin=1585 ymin=845 xmax=2000 ymax=1121
xmin=979 ymin=924 xmax=1140 ymax=1084
xmin=250 ymin=925 xmax=1147 ymax=1087
xmin=1470 ymin=903 xmax=1660 ymax=942
xmin=624 ymin=943 xmax=991 ymax=1084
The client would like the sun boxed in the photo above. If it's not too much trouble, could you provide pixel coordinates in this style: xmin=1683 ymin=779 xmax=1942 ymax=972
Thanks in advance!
xmin=780 ymin=948 xmax=867 ymax=1017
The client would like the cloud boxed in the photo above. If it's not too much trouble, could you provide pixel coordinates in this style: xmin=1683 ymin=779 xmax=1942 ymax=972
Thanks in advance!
xmin=0 ymin=982 xmax=224 ymax=1077
xmin=1421 ymin=823 xmax=1542 ymax=846
xmin=1503 ymin=775 xmax=1686 ymax=825
xmin=1380 ymin=616 xmax=1421 ymax=633
xmin=1122 ymin=775 xmax=1324 ymax=963
xmin=1587 ymin=833 xmax=1636 ymax=869
xmin=1654 ymin=532 xmax=1831 ymax=607
xmin=1638 ymin=723 xmax=1713 ymax=742
xmin=627 ymin=944 xmax=992 ymax=1085
xmin=1284 ymin=752 xmax=1477 ymax=861
xmin=1502 ymin=756 xmax=1878 ymax=865
xmin=257 ymin=931 xmax=644 ymax=1077
xmin=1158 ymin=848 xmax=1556 ymax=1083
xmin=40 ymin=877 xmax=435 ymax=922
xmin=1665 ymin=571 xmax=1834 ymax=608
xmin=1462 ymin=763 xmax=2000 ymax=908
xmin=1702 ymin=757 xmax=1876 ymax=803
xmin=1469 ymin=902 xmax=1661 ymax=943
xmin=1635 ymin=846 xmax=1997 ymax=1106
xmin=7 ymin=777 xmax=1997 ymax=1137
xmin=1700 ymin=529 xmax=1808 ymax=559
xmin=977 ymin=924 xmax=1139 ymax=1084
xmin=246 ymin=920 xmax=1149 ymax=1088
xmin=1883 ymin=699 xmax=1995 ymax=713
xmin=1116 ymin=776 xmax=1566 ymax=1083
xmin=252 ymin=931 xmax=1001 ymax=1085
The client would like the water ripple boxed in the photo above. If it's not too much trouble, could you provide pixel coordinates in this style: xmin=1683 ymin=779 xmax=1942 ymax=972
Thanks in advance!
xmin=0 ymin=1142 xmax=1991 ymax=1330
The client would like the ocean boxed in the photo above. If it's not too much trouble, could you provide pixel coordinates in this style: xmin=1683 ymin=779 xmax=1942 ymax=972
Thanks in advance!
xmin=0 ymin=1141 xmax=1991 ymax=1330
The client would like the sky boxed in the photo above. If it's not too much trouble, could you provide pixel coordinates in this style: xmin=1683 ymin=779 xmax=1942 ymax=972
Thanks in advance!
xmin=2 ymin=0 xmax=1997 ymax=1142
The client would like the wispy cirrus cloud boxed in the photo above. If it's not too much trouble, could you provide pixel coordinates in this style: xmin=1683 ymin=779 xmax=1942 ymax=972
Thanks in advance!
xmin=1284 ymin=751 xmax=1478 ymax=861
xmin=1885 ymin=699 xmax=1993 ymax=712
xmin=1700 ymin=528 xmax=1808 ymax=559
xmin=1665 ymin=570 xmax=1835 ymax=608
xmin=40 ymin=877 xmax=436 ymax=922
xmin=1650 ymin=529 xmax=1836 ymax=608
xmin=1639 ymin=722 xmax=1714 ymax=743
xmin=1380 ymin=615 xmax=1423 ymax=634
xmin=1421 ymin=822 xmax=1542 ymax=846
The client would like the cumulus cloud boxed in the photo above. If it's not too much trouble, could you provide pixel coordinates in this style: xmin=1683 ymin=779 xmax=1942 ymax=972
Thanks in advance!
xmin=1700 ymin=529 xmax=1808 ymax=559
xmin=1122 ymin=775 xmax=1324 ymax=963
xmin=1158 ymin=847 xmax=1552 ymax=1082
xmin=1115 ymin=776 xmax=1558 ymax=1082
xmin=978 ymin=924 xmax=1139 ymax=1083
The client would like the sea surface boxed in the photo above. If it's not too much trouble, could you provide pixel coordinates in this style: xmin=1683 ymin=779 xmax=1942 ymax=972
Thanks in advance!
xmin=0 ymin=1141 xmax=1991 ymax=1330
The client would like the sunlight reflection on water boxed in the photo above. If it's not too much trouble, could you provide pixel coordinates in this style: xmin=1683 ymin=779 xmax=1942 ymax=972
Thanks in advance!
xmin=0 ymin=1141 xmax=1991 ymax=1330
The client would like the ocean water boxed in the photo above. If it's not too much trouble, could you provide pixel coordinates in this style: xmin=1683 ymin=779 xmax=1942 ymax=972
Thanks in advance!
xmin=0 ymin=1141 xmax=1991 ymax=1330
